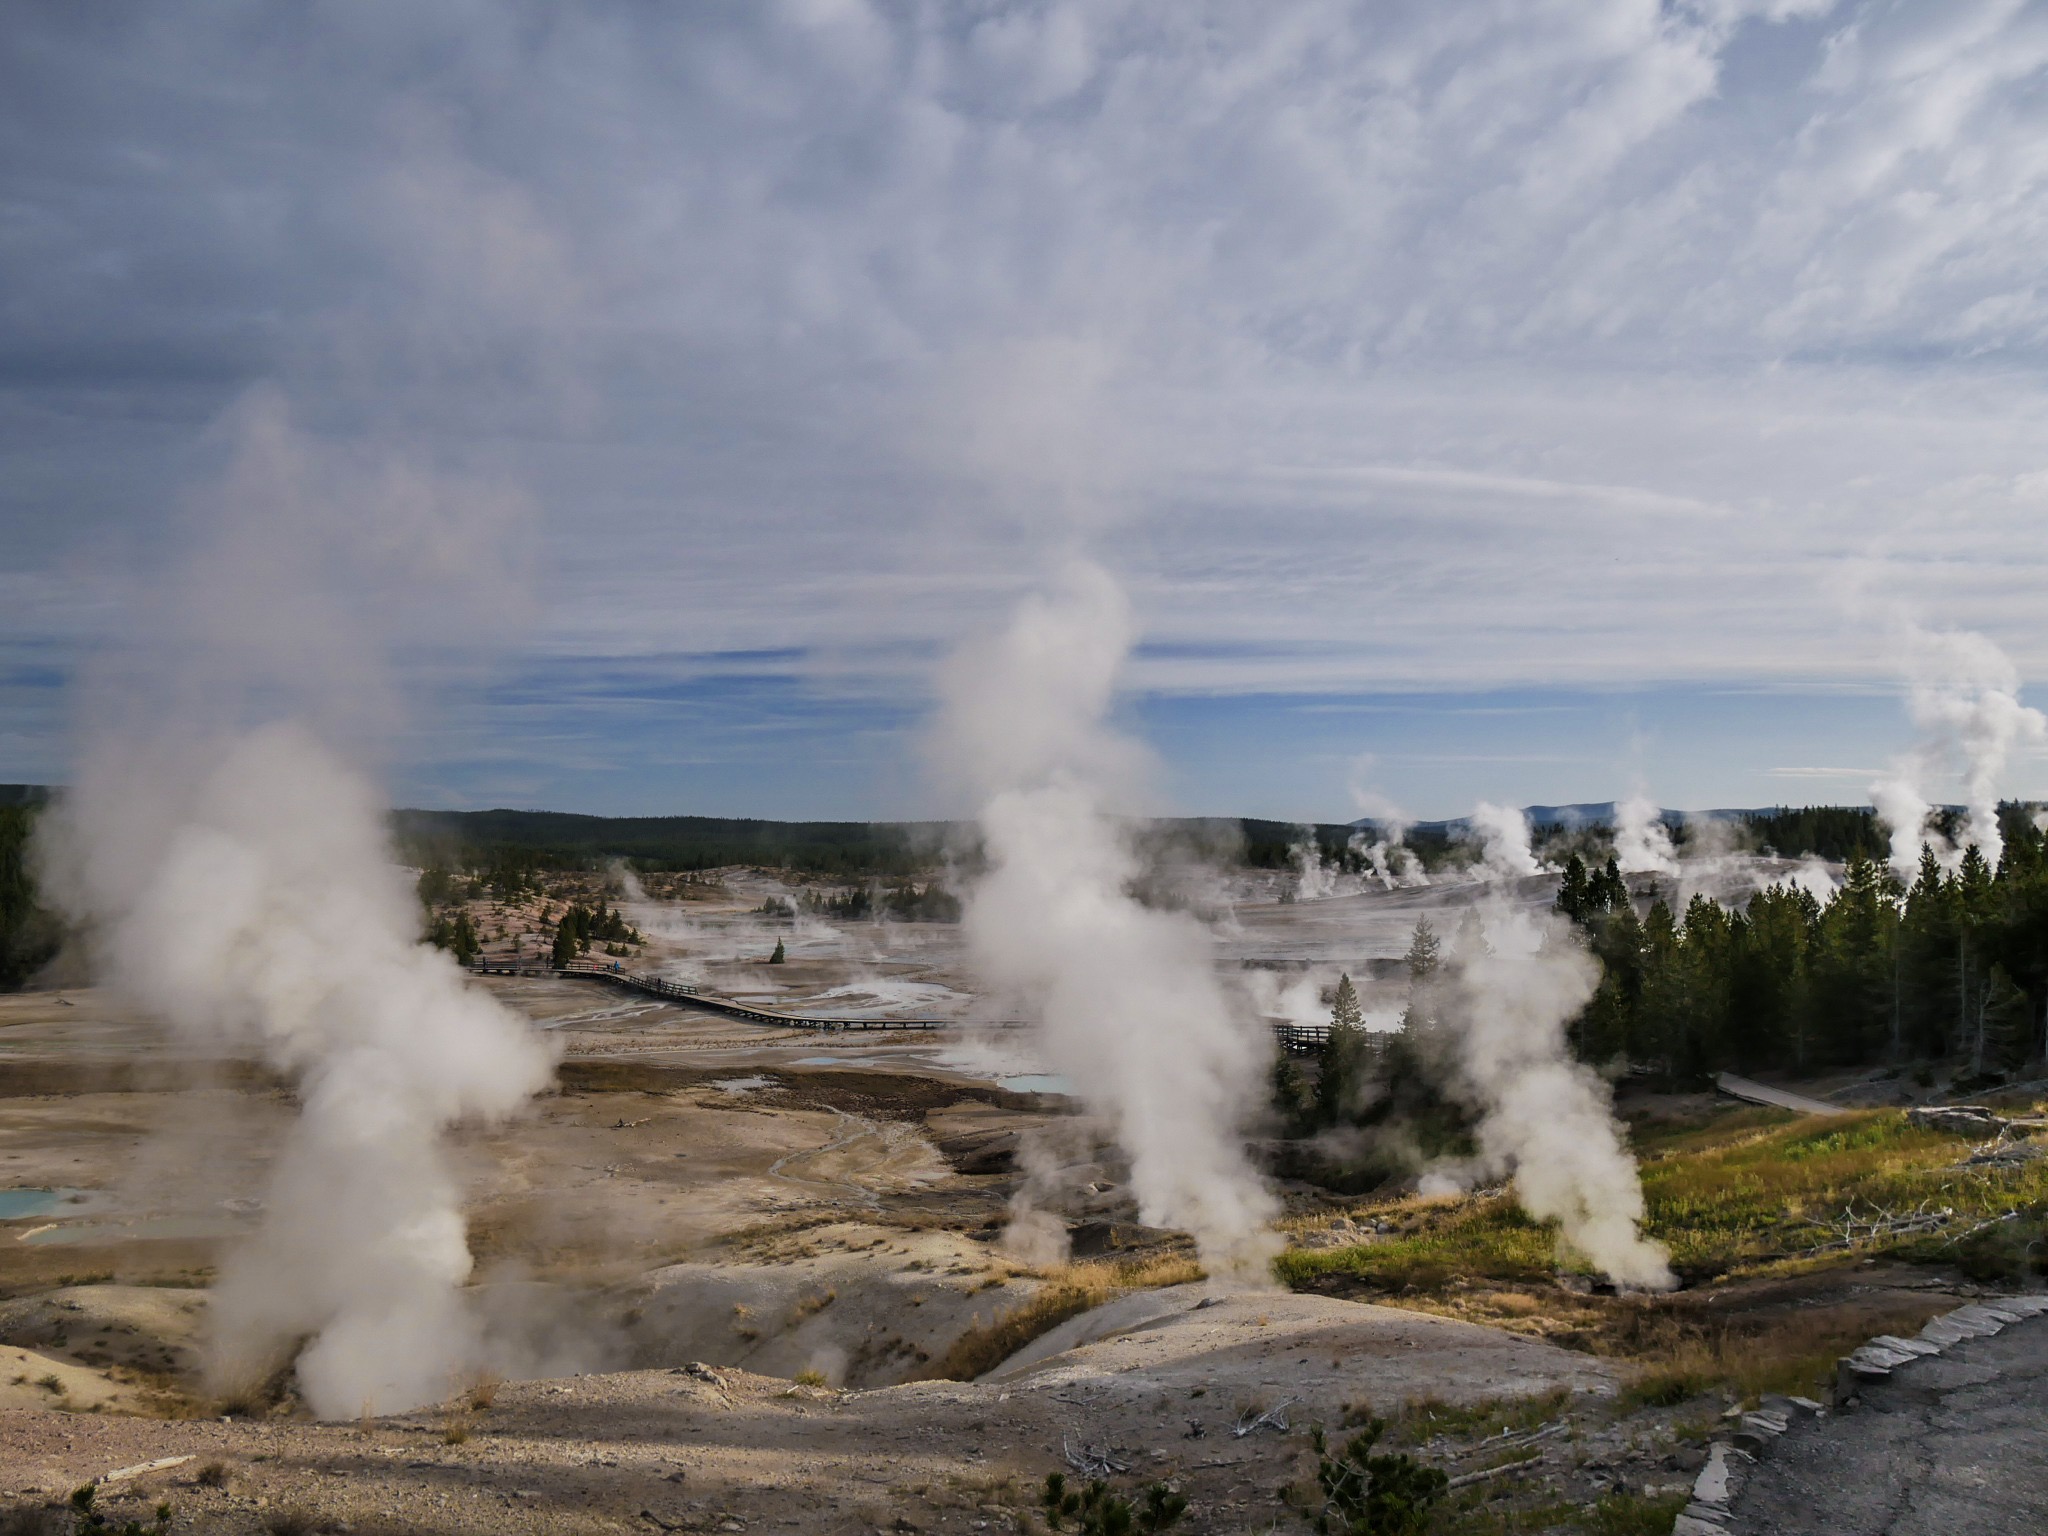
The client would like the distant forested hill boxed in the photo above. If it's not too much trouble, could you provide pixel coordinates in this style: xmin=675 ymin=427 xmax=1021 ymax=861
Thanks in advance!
xmin=389 ymin=808 xmax=962 ymax=876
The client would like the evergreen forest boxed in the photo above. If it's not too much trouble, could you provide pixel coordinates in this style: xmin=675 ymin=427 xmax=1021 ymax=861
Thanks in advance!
xmin=1556 ymin=820 xmax=2048 ymax=1085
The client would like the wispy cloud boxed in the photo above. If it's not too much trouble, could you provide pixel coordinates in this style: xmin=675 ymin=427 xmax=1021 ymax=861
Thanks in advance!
xmin=4 ymin=2 xmax=2048 ymax=810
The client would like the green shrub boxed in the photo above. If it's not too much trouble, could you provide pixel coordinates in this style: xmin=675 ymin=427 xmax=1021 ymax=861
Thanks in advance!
xmin=63 ymin=1486 xmax=172 ymax=1536
xmin=1308 ymin=1421 xmax=1448 ymax=1536
xmin=1041 ymin=1472 xmax=1188 ymax=1534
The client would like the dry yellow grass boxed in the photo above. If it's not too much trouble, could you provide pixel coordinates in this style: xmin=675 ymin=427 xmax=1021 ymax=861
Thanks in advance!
xmin=1607 ymin=1293 xmax=1954 ymax=1407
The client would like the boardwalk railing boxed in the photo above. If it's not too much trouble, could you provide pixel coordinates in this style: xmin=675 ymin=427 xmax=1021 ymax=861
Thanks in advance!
xmin=1273 ymin=1021 xmax=1331 ymax=1055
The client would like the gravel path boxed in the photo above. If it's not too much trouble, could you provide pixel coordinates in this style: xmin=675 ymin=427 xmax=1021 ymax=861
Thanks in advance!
xmin=1728 ymin=1310 xmax=2048 ymax=1534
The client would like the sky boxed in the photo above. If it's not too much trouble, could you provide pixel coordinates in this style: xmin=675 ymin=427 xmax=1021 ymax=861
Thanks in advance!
xmin=5 ymin=0 xmax=2048 ymax=823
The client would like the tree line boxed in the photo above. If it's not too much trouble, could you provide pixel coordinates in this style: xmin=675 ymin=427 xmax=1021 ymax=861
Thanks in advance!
xmin=0 ymin=806 xmax=60 ymax=990
xmin=799 ymin=881 xmax=963 ymax=923
xmin=551 ymin=897 xmax=642 ymax=966
xmin=1559 ymin=819 xmax=2048 ymax=1085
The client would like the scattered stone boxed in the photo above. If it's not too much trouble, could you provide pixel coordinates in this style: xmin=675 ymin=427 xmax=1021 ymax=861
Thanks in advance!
xmin=1759 ymin=1394 xmax=1822 ymax=1420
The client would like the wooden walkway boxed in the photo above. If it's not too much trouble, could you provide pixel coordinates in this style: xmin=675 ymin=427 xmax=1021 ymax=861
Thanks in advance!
xmin=471 ymin=958 xmax=952 ymax=1032
xmin=474 ymin=959 xmax=1338 ymax=1048
xmin=1714 ymin=1072 xmax=1846 ymax=1116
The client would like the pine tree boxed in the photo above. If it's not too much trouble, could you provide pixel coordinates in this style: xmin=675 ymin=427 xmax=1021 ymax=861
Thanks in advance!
xmin=1403 ymin=920 xmax=1440 ymax=981
xmin=1556 ymin=853 xmax=1591 ymax=924
xmin=768 ymin=938 xmax=787 ymax=964
xmin=1331 ymin=972 xmax=1365 ymax=1031
xmin=1315 ymin=973 xmax=1370 ymax=1126
xmin=1270 ymin=1051 xmax=1310 ymax=1133
xmin=552 ymin=912 xmax=579 ymax=967
xmin=1398 ymin=920 xmax=1442 ymax=1039
xmin=1589 ymin=855 xmax=1628 ymax=914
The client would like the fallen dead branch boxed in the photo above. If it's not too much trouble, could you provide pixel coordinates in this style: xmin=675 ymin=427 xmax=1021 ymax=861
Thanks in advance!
xmin=1232 ymin=1399 xmax=1294 ymax=1438
xmin=1795 ymin=1199 xmax=1957 ymax=1255
xmin=1445 ymin=1453 xmax=1543 ymax=1490
xmin=1477 ymin=1419 xmax=1567 ymax=1452
xmin=1062 ymin=1438 xmax=1130 ymax=1477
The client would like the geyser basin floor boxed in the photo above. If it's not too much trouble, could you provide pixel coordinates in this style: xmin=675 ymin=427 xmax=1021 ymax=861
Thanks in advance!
xmin=0 ymin=1298 xmax=1630 ymax=1535
xmin=1 ymin=891 xmax=2027 ymax=1535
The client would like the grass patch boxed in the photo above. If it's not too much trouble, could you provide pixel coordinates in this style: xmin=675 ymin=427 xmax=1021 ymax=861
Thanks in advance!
xmin=1275 ymin=1195 xmax=1558 ymax=1293
xmin=920 ymin=1254 xmax=1204 ymax=1382
xmin=1390 ymin=1389 xmax=1571 ymax=1446
xmin=1275 ymin=1101 xmax=2026 ymax=1410
xmin=1278 ymin=1107 xmax=2048 ymax=1298
xmin=1599 ymin=1293 xmax=1951 ymax=1404
xmin=1579 ymin=1491 xmax=1692 ymax=1535
xmin=1641 ymin=1109 xmax=2048 ymax=1276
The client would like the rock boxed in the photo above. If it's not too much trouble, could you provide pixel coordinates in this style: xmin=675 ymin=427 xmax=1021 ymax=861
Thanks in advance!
xmin=1946 ymin=1304 xmax=2019 ymax=1334
xmin=1920 ymin=1315 xmax=1994 ymax=1347
xmin=1848 ymin=1342 xmax=1921 ymax=1370
xmin=1732 ymin=1411 xmax=1790 ymax=1457
xmin=1906 ymin=1105 xmax=2008 ymax=1137
xmin=1759 ymin=1394 xmax=1820 ymax=1420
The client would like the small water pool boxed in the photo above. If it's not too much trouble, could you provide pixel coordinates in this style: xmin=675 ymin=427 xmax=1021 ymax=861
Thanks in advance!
xmin=0 ymin=1188 xmax=83 ymax=1221
xmin=709 ymin=1076 xmax=773 ymax=1095
xmin=795 ymin=1056 xmax=846 ymax=1066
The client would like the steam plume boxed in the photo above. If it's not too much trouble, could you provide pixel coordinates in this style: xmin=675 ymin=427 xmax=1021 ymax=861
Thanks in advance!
xmin=1613 ymin=795 xmax=1678 ymax=876
xmin=935 ymin=561 xmax=1278 ymax=1276
xmin=1872 ymin=627 xmax=2045 ymax=879
xmin=1469 ymin=801 xmax=1543 ymax=878
xmin=1289 ymin=826 xmax=1341 ymax=900
xmin=1434 ymin=904 xmax=1673 ymax=1289
xmin=1871 ymin=773 xmax=1941 ymax=881
xmin=44 ymin=396 xmax=554 ymax=1417
xmin=1347 ymin=783 xmax=1425 ymax=889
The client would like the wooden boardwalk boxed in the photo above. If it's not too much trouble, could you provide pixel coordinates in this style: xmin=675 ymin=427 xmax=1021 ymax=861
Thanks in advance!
xmin=471 ymin=958 xmax=955 ymax=1032
xmin=474 ymin=959 xmax=1337 ymax=1048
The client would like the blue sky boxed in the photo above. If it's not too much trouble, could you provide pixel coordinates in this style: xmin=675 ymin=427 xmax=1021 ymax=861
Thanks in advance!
xmin=6 ymin=2 xmax=2048 ymax=823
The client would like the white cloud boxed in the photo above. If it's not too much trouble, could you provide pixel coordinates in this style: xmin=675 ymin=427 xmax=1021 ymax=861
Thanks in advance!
xmin=5 ymin=0 xmax=2048 ymax=791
